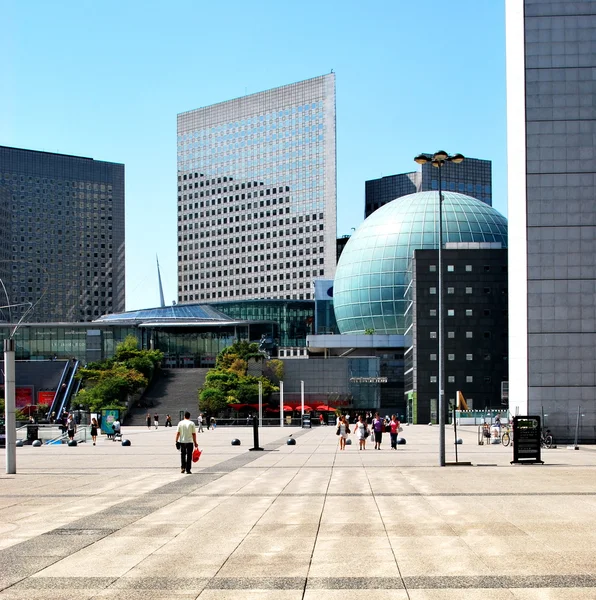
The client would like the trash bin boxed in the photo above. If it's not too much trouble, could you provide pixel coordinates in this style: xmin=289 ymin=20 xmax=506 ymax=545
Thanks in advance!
xmin=301 ymin=415 xmax=311 ymax=429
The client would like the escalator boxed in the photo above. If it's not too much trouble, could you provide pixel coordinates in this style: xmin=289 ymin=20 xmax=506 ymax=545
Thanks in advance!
xmin=48 ymin=359 xmax=80 ymax=419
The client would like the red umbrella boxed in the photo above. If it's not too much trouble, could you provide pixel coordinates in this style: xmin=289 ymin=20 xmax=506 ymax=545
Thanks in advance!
xmin=283 ymin=405 xmax=293 ymax=411
xmin=302 ymin=405 xmax=313 ymax=412
xmin=228 ymin=403 xmax=247 ymax=409
xmin=316 ymin=404 xmax=335 ymax=411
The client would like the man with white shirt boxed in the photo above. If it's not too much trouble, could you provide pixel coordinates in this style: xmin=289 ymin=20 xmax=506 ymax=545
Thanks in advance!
xmin=175 ymin=411 xmax=198 ymax=474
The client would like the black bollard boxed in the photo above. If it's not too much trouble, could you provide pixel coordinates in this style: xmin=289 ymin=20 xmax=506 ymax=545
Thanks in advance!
xmin=249 ymin=413 xmax=263 ymax=451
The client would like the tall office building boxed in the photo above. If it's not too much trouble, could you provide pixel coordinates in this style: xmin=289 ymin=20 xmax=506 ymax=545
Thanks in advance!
xmin=506 ymin=0 xmax=596 ymax=440
xmin=0 ymin=146 xmax=125 ymax=323
xmin=177 ymin=73 xmax=336 ymax=303
xmin=365 ymin=158 xmax=492 ymax=218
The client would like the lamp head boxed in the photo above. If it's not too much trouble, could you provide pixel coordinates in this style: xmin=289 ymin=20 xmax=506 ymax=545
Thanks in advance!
xmin=433 ymin=150 xmax=448 ymax=161
xmin=414 ymin=154 xmax=430 ymax=165
xmin=450 ymin=153 xmax=465 ymax=164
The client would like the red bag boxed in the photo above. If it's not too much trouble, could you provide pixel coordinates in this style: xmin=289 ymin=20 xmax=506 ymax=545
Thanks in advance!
xmin=192 ymin=448 xmax=202 ymax=463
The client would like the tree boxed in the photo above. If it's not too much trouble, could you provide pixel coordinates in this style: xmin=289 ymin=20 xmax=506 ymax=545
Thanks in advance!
xmin=199 ymin=388 xmax=227 ymax=414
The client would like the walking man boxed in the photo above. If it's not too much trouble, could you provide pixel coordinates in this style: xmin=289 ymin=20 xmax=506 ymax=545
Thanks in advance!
xmin=197 ymin=413 xmax=204 ymax=433
xmin=175 ymin=411 xmax=198 ymax=474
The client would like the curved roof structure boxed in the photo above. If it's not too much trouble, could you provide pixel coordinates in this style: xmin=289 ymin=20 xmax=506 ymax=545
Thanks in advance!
xmin=94 ymin=304 xmax=241 ymax=326
xmin=333 ymin=191 xmax=508 ymax=335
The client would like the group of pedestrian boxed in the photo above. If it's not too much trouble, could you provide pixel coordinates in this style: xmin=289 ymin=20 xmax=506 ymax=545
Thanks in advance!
xmin=336 ymin=412 xmax=401 ymax=450
xmin=146 ymin=413 xmax=161 ymax=429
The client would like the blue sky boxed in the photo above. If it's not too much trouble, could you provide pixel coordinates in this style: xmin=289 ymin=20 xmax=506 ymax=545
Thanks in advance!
xmin=1 ymin=0 xmax=506 ymax=311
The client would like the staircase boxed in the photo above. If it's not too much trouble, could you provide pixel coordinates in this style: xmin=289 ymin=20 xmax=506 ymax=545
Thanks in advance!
xmin=125 ymin=368 xmax=210 ymax=426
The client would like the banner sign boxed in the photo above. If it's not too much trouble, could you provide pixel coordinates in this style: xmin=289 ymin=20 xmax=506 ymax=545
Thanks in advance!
xmin=101 ymin=409 xmax=120 ymax=435
xmin=512 ymin=416 xmax=544 ymax=464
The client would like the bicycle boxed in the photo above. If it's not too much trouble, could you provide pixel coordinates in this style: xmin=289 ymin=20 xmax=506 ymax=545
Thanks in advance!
xmin=501 ymin=424 xmax=512 ymax=447
xmin=540 ymin=429 xmax=554 ymax=449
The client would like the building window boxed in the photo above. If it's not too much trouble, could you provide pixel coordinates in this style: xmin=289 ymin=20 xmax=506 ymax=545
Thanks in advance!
xmin=429 ymin=265 xmax=436 ymax=272
xmin=466 ymin=331 xmax=473 ymax=338
xmin=430 ymin=375 xmax=437 ymax=383
xmin=466 ymin=375 xmax=473 ymax=383
xmin=465 ymin=287 xmax=472 ymax=294
xmin=448 ymin=375 xmax=455 ymax=382
xmin=484 ymin=376 xmax=492 ymax=383
xmin=447 ymin=287 xmax=454 ymax=294
xmin=465 ymin=265 xmax=472 ymax=272
xmin=466 ymin=354 xmax=473 ymax=361
xmin=429 ymin=309 xmax=437 ymax=316
xmin=448 ymin=331 xmax=455 ymax=339
xmin=430 ymin=287 xmax=436 ymax=295
xmin=447 ymin=309 xmax=455 ymax=316
xmin=465 ymin=309 xmax=473 ymax=316
xmin=483 ymin=353 xmax=491 ymax=361
xmin=430 ymin=331 xmax=437 ymax=339
xmin=448 ymin=354 xmax=455 ymax=361
xmin=447 ymin=265 xmax=454 ymax=272
xmin=430 ymin=353 xmax=437 ymax=361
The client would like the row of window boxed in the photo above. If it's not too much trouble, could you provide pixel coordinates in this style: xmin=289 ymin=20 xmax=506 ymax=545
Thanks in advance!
xmin=429 ymin=286 xmax=507 ymax=295
xmin=429 ymin=375 xmax=493 ymax=383
xmin=428 ymin=353 xmax=506 ymax=361
xmin=429 ymin=331 xmax=495 ymax=339
xmin=429 ymin=264 xmax=507 ymax=273
xmin=427 ymin=308 xmax=507 ymax=317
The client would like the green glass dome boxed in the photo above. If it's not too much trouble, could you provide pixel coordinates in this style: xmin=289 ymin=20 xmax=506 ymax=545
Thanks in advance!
xmin=333 ymin=191 xmax=508 ymax=334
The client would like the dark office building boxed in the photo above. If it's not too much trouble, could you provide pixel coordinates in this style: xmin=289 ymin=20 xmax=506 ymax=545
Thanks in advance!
xmin=0 ymin=146 xmax=125 ymax=323
xmin=365 ymin=158 xmax=492 ymax=218
xmin=404 ymin=245 xmax=508 ymax=424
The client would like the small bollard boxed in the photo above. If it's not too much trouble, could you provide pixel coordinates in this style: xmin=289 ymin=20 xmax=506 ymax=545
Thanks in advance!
xmin=32 ymin=440 xmax=42 ymax=447
xmin=455 ymin=439 xmax=463 ymax=445
xmin=345 ymin=438 xmax=352 ymax=445
xmin=287 ymin=437 xmax=296 ymax=445
xmin=231 ymin=439 xmax=241 ymax=446
xmin=68 ymin=440 xmax=78 ymax=447
xmin=121 ymin=439 xmax=131 ymax=446
xmin=396 ymin=438 xmax=407 ymax=445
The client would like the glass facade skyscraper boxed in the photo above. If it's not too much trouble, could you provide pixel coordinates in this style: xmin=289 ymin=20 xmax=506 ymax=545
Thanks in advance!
xmin=0 ymin=146 xmax=125 ymax=323
xmin=176 ymin=73 xmax=336 ymax=304
xmin=365 ymin=158 xmax=492 ymax=218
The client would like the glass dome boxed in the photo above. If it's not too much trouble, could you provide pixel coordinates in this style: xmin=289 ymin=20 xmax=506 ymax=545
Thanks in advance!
xmin=333 ymin=191 xmax=508 ymax=335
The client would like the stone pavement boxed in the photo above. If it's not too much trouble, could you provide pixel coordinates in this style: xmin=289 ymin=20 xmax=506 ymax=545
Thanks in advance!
xmin=1 ymin=422 xmax=596 ymax=599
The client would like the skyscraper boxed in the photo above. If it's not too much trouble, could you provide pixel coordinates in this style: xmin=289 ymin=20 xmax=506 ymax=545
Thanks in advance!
xmin=177 ymin=73 xmax=336 ymax=303
xmin=365 ymin=158 xmax=492 ymax=218
xmin=0 ymin=146 xmax=125 ymax=323
xmin=506 ymin=0 xmax=596 ymax=440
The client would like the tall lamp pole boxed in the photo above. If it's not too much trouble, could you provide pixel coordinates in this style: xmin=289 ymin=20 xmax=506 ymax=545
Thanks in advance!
xmin=414 ymin=151 xmax=464 ymax=467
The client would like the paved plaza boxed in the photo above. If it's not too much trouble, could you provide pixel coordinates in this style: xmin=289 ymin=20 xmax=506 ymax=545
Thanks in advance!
xmin=1 ymin=422 xmax=596 ymax=599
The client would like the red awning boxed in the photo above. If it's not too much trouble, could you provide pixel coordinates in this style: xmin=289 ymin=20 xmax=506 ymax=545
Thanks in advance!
xmin=316 ymin=405 xmax=335 ymax=411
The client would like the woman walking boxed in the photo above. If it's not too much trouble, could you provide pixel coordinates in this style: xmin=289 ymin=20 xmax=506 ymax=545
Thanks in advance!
xmin=372 ymin=412 xmax=384 ymax=450
xmin=146 ymin=413 xmax=151 ymax=429
xmin=389 ymin=414 xmax=400 ymax=450
xmin=90 ymin=417 xmax=98 ymax=446
xmin=354 ymin=414 xmax=369 ymax=450
xmin=337 ymin=415 xmax=350 ymax=450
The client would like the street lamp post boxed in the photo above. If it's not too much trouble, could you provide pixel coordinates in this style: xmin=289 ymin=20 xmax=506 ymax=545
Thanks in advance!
xmin=414 ymin=151 xmax=464 ymax=467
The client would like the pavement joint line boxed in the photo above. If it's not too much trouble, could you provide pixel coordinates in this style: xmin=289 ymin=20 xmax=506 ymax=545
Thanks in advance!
xmin=6 ymin=575 xmax=596 ymax=591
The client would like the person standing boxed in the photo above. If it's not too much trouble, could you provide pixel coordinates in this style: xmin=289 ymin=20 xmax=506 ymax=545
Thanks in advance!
xmin=197 ymin=413 xmax=204 ymax=433
xmin=90 ymin=417 xmax=98 ymax=446
xmin=67 ymin=414 xmax=76 ymax=441
xmin=154 ymin=413 xmax=159 ymax=429
xmin=175 ymin=411 xmax=198 ymax=474
xmin=372 ymin=412 xmax=384 ymax=450
xmin=146 ymin=413 xmax=151 ymax=429
xmin=165 ymin=414 xmax=172 ymax=427
xmin=210 ymin=416 xmax=216 ymax=430
xmin=319 ymin=413 xmax=325 ymax=426
xmin=389 ymin=414 xmax=400 ymax=450
xmin=354 ymin=414 xmax=369 ymax=450
xmin=337 ymin=415 xmax=350 ymax=450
